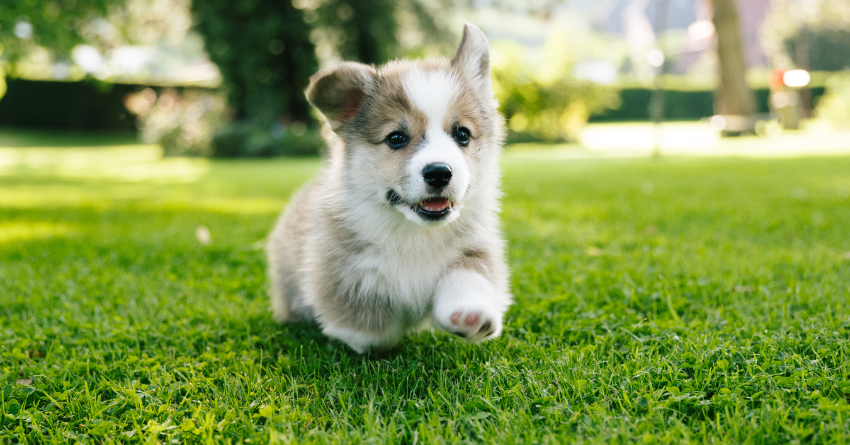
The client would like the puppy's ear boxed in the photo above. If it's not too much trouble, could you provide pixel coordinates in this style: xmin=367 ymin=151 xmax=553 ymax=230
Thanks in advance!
xmin=451 ymin=23 xmax=491 ymax=96
xmin=305 ymin=62 xmax=376 ymax=129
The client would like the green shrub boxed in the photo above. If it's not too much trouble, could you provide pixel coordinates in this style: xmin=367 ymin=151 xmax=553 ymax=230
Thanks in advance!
xmin=211 ymin=123 xmax=325 ymax=158
xmin=762 ymin=0 xmax=850 ymax=71
xmin=491 ymin=42 xmax=620 ymax=142
xmin=86 ymin=82 xmax=326 ymax=158
xmin=815 ymin=74 xmax=850 ymax=129
xmin=126 ymin=88 xmax=225 ymax=157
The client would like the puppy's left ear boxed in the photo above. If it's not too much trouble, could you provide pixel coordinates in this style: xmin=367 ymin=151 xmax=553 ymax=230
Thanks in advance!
xmin=451 ymin=23 xmax=491 ymax=96
xmin=305 ymin=62 xmax=376 ymax=130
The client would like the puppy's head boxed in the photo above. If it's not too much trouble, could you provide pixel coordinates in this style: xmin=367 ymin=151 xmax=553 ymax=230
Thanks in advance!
xmin=306 ymin=23 xmax=503 ymax=227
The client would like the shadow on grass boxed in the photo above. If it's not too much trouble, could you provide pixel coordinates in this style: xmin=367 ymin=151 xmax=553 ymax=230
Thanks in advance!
xmin=0 ymin=127 xmax=140 ymax=147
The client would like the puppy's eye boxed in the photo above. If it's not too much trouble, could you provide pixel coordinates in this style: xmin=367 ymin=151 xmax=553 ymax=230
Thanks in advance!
xmin=385 ymin=131 xmax=409 ymax=150
xmin=453 ymin=126 xmax=471 ymax=147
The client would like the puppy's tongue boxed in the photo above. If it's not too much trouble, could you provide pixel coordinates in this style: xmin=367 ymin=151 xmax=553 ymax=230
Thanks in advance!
xmin=420 ymin=197 xmax=450 ymax=212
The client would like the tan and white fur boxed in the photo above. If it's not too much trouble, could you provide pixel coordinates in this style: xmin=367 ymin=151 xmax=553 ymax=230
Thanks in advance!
xmin=267 ymin=23 xmax=511 ymax=353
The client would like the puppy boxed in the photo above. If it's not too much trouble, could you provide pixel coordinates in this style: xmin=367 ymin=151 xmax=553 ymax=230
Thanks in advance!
xmin=267 ymin=23 xmax=511 ymax=353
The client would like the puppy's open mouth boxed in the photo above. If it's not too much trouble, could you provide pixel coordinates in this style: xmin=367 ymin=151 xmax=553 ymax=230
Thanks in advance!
xmin=386 ymin=190 xmax=454 ymax=221
xmin=416 ymin=197 xmax=453 ymax=220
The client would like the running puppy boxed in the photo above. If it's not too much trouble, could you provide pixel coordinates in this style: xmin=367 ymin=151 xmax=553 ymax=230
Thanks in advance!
xmin=267 ymin=23 xmax=511 ymax=353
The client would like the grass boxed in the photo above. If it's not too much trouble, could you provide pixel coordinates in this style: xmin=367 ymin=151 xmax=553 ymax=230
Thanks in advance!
xmin=2 ymin=132 xmax=850 ymax=444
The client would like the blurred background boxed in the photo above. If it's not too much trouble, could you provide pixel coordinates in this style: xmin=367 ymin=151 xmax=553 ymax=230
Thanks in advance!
xmin=0 ymin=0 xmax=848 ymax=157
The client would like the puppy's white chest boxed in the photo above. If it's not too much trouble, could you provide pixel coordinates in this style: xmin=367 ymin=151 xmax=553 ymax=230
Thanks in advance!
xmin=353 ymin=244 xmax=456 ymax=314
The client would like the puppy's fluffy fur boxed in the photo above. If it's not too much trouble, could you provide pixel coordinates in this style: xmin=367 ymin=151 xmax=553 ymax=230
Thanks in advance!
xmin=267 ymin=23 xmax=511 ymax=353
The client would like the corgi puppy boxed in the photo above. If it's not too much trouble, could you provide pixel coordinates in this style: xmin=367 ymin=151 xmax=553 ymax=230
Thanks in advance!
xmin=267 ymin=23 xmax=511 ymax=353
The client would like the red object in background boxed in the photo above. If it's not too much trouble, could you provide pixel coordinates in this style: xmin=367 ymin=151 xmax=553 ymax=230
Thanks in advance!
xmin=769 ymin=69 xmax=786 ymax=91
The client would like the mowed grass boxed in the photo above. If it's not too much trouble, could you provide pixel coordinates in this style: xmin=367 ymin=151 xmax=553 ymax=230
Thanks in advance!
xmin=2 ymin=138 xmax=850 ymax=444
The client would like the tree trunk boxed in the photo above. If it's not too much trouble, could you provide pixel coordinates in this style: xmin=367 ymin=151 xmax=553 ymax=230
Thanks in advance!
xmin=795 ymin=30 xmax=812 ymax=117
xmin=711 ymin=0 xmax=756 ymax=116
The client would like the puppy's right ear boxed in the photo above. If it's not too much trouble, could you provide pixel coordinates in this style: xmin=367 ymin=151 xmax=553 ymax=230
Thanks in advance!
xmin=451 ymin=23 xmax=491 ymax=97
xmin=305 ymin=62 xmax=375 ymax=130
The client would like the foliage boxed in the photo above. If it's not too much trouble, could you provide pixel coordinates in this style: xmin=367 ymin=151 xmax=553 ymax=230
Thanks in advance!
xmin=211 ymin=123 xmax=325 ymax=158
xmin=309 ymin=0 xmax=406 ymax=64
xmin=492 ymin=42 xmax=619 ymax=142
xmin=127 ymin=88 xmax=324 ymax=158
xmin=300 ymin=0 xmax=449 ymax=65
xmin=190 ymin=0 xmax=317 ymax=128
xmin=0 ymin=0 xmax=112 ymax=66
xmin=762 ymin=0 xmax=850 ymax=70
xmin=187 ymin=0 xmax=325 ymax=158
xmin=3 ymin=134 xmax=850 ymax=443
xmin=815 ymin=74 xmax=850 ymax=129
xmin=0 ymin=0 xmax=194 ymax=77
xmin=125 ymin=88 xmax=225 ymax=157
xmin=188 ymin=0 xmax=453 ymax=157
xmin=187 ymin=0 xmax=450 ymax=124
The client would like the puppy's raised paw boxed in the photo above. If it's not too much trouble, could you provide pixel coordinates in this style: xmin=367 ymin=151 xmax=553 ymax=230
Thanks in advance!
xmin=444 ymin=308 xmax=502 ymax=342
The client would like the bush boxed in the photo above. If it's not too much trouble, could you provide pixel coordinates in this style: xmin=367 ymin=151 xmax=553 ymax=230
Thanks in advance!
xmin=210 ymin=123 xmax=325 ymax=158
xmin=491 ymin=43 xmax=620 ymax=142
xmin=815 ymin=74 xmax=850 ymax=129
xmin=762 ymin=0 xmax=850 ymax=71
xmin=127 ymin=87 xmax=324 ymax=157
xmin=125 ymin=88 xmax=225 ymax=157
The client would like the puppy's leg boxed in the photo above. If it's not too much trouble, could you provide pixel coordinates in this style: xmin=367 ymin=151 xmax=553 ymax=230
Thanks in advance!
xmin=268 ymin=220 xmax=308 ymax=322
xmin=320 ymin=322 xmax=406 ymax=354
xmin=267 ymin=185 xmax=317 ymax=323
xmin=432 ymin=269 xmax=511 ymax=342
xmin=309 ymin=276 xmax=409 ymax=353
xmin=268 ymin=234 xmax=295 ymax=321
xmin=268 ymin=259 xmax=314 ymax=323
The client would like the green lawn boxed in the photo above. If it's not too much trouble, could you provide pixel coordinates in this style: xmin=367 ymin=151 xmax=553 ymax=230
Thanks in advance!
xmin=2 ymin=137 xmax=850 ymax=444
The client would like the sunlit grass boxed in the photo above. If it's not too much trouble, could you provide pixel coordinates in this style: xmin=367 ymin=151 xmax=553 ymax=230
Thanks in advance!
xmin=2 ymin=131 xmax=850 ymax=444
xmin=0 ymin=144 xmax=208 ymax=182
xmin=0 ymin=221 xmax=80 ymax=244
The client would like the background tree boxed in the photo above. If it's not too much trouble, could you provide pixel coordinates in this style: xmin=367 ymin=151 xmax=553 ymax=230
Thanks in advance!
xmin=762 ymin=0 xmax=850 ymax=71
xmin=710 ymin=0 xmax=756 ymax=117
xmin=190 ymin=0 xmax=317 ymax=126
xmin=310 ymin=0 xmax=446 ymax=65
xmin=1 ymin=0 xmax=193 ymax=74
xmin=0 ymin=0 xmax=112 ymax=69
xmin=187 ymin=0 xmax=452 ymax=156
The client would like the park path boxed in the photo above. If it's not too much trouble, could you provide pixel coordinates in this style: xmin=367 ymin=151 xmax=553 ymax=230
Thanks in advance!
xmin=506 ymin=121 xmax=850 ymax=161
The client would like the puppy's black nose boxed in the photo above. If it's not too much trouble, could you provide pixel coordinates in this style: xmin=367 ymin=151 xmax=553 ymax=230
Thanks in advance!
xmin=422 ymin=163 xmax=452 ymax=189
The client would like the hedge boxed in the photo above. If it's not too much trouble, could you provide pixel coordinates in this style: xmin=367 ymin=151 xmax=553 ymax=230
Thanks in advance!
xmin=589 ymin=87 xmax=826 ymax=122
xmin=0 ymin=78 xmax=829 ymax=130
xmin=0 ymin=78 xmax=212 ymax=131
xmin=0 ymin=78 xmax=143 ymax=130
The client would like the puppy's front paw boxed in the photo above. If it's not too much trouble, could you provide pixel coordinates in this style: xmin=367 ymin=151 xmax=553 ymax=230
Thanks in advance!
xmin=440 ymin=305 xmax=502 ymax=343
xmin=432 ymin=269 xmax=510 ymax=344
